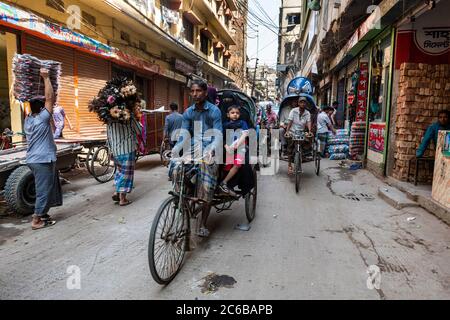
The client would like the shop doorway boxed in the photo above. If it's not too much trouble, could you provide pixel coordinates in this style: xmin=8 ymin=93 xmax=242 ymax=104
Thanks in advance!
xmin=0 ymin=32 xmax=11 ymax=133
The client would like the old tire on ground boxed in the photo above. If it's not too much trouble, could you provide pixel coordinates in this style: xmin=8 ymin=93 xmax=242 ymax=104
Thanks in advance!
xmin=4 ymin=166 xmax=35 ymax=215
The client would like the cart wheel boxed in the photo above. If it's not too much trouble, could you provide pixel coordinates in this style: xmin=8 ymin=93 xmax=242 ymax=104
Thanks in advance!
xmin=86 ymin=145 xmax=97 ymax=175
xmin=294 ymin=151 xmax=301 ymax=193
xmin=91 ymin=146 xmax=116 ymax=183
xmin=245 ymin=167 xmax=257 ymax=222
xmin=4 ymin=166 xmax=35 ymax=215
xmin=148 ymin=196 xmax=188 ymax=285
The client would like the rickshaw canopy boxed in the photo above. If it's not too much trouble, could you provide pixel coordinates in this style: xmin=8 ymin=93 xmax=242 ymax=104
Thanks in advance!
xmin=217 ymin=89 xmax=257 ymax=128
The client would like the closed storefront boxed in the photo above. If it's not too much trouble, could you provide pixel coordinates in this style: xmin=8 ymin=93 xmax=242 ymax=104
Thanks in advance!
xmin=75 ymin=52 xmax=110 ymax=138
xmin=168 ymin=80 xmax=182 ymax=108
xmin=23 ymin=34 xmax=77 ymax=137
xmin=154 ymin=77 xmax=169 ymax=109
xmin=23 ymin=35 xmax=110 ymax=138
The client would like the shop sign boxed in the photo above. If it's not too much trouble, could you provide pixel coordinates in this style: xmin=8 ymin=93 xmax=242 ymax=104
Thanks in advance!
xmin=0 ymin=2 xmax=115 ymax=58
xmin=355 ymin=62 xmax=369 ymax=122
xmin=174 ymin=59 xmax=194 ymax=75
xmin=368 ymin=123 xmax=385 ymax=153
xmin=116 ymin=51 xmax=160 ymax=73
xmin=416 ymin=27 xmax=450 ymax=55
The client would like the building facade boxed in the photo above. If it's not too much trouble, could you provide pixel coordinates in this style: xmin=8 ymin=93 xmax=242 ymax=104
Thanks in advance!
xmin=296 ymin=0 xmax=449 ymax=190
xmin=0 ymin=0 xmax=244 ymax=140
xmin=276 ymin=0 xmax=303 ymax=98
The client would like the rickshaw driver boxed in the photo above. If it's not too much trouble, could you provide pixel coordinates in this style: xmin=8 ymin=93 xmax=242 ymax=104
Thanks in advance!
xmin=171 ymin=80 xmax=223 ymax=238
xmin=279 ymin=98 xmax=297 ymax=156
xmin=284 ymin=96 xmax=313 ymax=175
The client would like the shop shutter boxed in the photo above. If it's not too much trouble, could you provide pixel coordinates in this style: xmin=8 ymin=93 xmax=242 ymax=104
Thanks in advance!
xmin=154 ymin=77 xmax=168 ymax=110
xmin=24 ymin=35 xmax=77 ymax=138
xmin=75 ymin=52 xmax=109 ymax=139
xmin=168 ymin=80 xmax=182 ymax=109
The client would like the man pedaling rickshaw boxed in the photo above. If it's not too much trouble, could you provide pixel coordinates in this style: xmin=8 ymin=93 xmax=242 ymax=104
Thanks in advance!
xmin=284 ymin=96 xmax=314 ymax=175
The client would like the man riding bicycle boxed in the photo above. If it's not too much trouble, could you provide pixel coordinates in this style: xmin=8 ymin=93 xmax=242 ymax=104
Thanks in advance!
xmin=171 ymin=80 xmax=223 ymax=238
xmin=284 ymin=96 xmax=313 ymax=175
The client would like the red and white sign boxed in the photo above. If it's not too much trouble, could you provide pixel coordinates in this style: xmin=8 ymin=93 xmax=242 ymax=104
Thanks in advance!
xmin=368 ymin=123 xmax=386 ymax=153
xmin=355 ymin=62 xmax=369 ymax=122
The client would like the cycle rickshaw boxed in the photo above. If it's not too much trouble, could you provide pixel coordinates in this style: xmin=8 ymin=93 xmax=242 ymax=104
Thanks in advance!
xmin=278 ymin=92 xmax=324 ymax=193
xmin=148 ymin=89 xmax=258 ymax=285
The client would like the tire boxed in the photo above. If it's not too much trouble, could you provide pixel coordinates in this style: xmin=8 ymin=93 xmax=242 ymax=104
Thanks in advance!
xmin=294 ymin=150 xmax=301 ymax=193
xmin=91 ymin=146 xmax=116 ymax=183
xmin=245 ymin=167 xmax=257 ymax=222
xmin=315 ymin=149 xmax=321 ymax=176
xmin=160 ymin=141 xmax=166 ymax=164
xmin=4 ymin=166 xmax=35 ymax=215
xmin=148 ymin=196 xmax=188 ymax=285
xmin=86 ymin=145 xmax=97 ymax=175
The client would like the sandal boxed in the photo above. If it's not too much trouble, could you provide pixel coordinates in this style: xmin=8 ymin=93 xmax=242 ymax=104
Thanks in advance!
xmin=119 ymin=200 xmax=133 ymax=206
xmin=197 ymin=227 xmax=210 ymax=238
xmin=112 ymin=194 xmax=120 ymax=202
xmin=288 ymin=166 xmax=294 ymax=175
xmin=32 ymin=219 xmax=56 ymax=230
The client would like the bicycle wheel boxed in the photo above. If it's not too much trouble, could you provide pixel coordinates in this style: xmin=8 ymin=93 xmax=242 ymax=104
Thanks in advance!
xmin=294 ymin=150 xmax=302 ymax=193
xmin=148 ymin=196 xmax=188 ymax=285
xmin=91 ymin=146 xmax=116 ymax=183
xmin=245 ymin=166 xmax=258 ymax=222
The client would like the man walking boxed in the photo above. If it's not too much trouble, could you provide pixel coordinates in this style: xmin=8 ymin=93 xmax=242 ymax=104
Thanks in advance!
xmin=25 ymin=68 xmax=62 ymax=230
xmin=316 ymin=105 xmax=336 ymax=157
xmin=163 ymin=102 xmax=183 ymax=148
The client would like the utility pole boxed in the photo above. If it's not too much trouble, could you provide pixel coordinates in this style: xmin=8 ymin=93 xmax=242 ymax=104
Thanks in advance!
xmin=251 ymin=27 xmax=259 ymax=97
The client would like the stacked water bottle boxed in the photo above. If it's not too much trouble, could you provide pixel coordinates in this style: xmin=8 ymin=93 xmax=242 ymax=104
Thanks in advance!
xmin=349 ymin=121 xmax=366 ymax=160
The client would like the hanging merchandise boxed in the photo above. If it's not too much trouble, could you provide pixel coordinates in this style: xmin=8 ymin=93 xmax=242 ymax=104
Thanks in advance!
xmin=370 ymin=46 xmax=383 ymax=116
xmin=88 ymin=77 xmax=142 ymax=124
xmin=12 ymin=54 xmax=61 ymax=102
xmin=308 ymin=0 xmax=321 ymax=11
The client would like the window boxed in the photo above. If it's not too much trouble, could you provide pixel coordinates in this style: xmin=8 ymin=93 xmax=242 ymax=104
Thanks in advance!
xmin=223 ymin=57 xmax=229 ymax=69
xmin=82 ymin=11 xmax=96 ymax=27
xmin=120 ymin=31 xmax=130 ymax=43
xmin=46 ymin=0 xmax=65 ymax=12
xmin=200 ymin=33 xmax=209 ymax=55
xmin=139 ymin=41 xmax=147 ymax=52
xmin=286 ymin=13 xmax=301 ymax=25
xmin=183 ymin=17 xmax=194 ymax=44
xmin=214 ymin=47 xmax=221 ymax=63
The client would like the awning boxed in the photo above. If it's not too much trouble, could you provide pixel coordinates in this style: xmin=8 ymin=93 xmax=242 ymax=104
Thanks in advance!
xmin=201 ymin=28 xmax=216 ymax=40
xmin=183 ymin=10 xmax=203 ymax=25
xmin=330 ymin=0 xmax=423 ymax=71
xmin=223 ymin=50 xmax=231 ymax=58
xmin=214 ymin=41 xmax=225 ymax=50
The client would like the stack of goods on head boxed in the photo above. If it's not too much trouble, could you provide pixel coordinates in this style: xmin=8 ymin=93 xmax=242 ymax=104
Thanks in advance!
xmin=349 ymin=121 xmax=366 ymax=159
xmin=12 ymin=54 xmax=61 ymax=101
xmin=327 ymin=129 xmax=349 ymax=160
xmin=88 ymin=77 xmax=142 ymax=124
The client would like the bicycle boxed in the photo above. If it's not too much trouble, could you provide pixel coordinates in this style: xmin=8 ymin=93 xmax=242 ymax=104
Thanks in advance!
xmin=148 ymin=157 xmax=257 ymax=284
xmin=286 ymin=130 xmax=313 ymax=193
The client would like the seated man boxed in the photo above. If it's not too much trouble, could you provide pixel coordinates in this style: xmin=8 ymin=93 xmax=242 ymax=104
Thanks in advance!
xmin=171 ymin=80 xmax=223 ymax=238
xmin=416 ymin=110 xmax=449 ymax=157
xmin=284 ymin=96 xmax=312 ymax=175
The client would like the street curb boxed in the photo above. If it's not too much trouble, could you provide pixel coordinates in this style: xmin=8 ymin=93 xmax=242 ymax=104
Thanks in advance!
xmin=377 ymin=186 xmax=420 ymax=210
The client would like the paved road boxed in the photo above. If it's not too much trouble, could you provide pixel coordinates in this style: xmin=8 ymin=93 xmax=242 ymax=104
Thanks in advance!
xmin=1 ymin=156 xmax=449 ymax=299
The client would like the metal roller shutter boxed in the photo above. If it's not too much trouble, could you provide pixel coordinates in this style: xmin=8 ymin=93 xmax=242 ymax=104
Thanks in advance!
xmin=24 ymin=35 xmax=77 ymax=138
xmin=168 ymin=80 xmax=182 ymax=109
xmin=75 ymin=52 xmax=109 ymax=138
xmin=154 ymin=77 xmax=168 ymax=109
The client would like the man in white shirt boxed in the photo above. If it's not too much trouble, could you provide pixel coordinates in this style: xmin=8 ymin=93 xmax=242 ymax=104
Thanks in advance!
xmin=279 ymin=98 xmax=297 ymax=155
xmin=285 ymin=96 xmax=312 ymax=174
xmin=316 ymin=105 xmax=336 ymax=157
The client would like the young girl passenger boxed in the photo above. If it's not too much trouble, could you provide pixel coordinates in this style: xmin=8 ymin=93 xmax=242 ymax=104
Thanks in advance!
xmin=219 ymin=105 xmax=249 ymax=197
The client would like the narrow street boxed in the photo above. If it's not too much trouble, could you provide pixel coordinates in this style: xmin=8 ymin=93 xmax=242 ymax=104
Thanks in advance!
xmin=1 ymin=156 xmax=449 ymax=300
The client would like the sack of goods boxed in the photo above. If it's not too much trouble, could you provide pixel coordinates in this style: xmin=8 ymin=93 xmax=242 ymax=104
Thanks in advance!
xmin=88 ymin=77 xmax=142 ymax=124
xmin=329 ymin=152 xmax=348 ymax=160
xmin=12 ymin=54 xmax=61 ymax=102
xmin=327 ymin=129 xmax=349 ymax=160
xmin=349 ymin=121 xmax=366 ymax=159
xmin=328 ymin=144 xmax=349 ymax=154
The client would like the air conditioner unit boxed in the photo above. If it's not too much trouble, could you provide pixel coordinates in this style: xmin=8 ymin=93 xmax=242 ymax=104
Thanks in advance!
xmin=334 ymin=0 xmax=341 ymax=8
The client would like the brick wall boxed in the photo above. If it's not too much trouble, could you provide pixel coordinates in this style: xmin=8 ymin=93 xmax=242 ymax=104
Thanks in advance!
xmin=393 ymin=62 xmax=450 ymax=182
